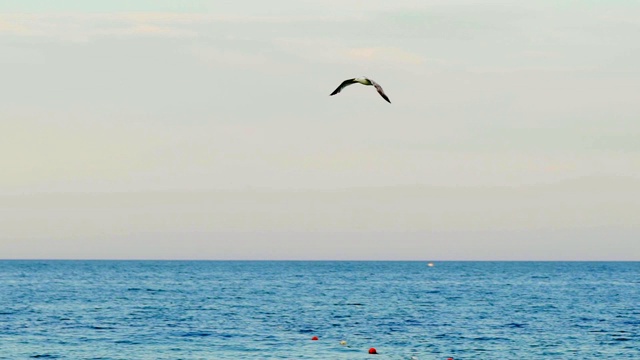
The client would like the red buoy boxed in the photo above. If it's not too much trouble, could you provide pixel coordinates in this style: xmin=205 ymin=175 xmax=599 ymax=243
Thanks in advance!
xmin=311 ymin=336 xmax=319 ymax=340
xmin=369 ymin=347 xmax=378 ymax=354
xmin=447 ymin=358 xmax=454 ymax=360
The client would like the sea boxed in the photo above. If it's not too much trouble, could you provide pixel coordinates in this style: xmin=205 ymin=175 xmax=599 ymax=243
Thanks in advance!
xmin=0 ymin=261 xmax=638 ymax=359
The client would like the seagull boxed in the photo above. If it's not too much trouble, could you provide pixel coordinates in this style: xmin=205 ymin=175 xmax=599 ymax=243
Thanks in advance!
xmin=330 ymin=77 xmax=391 ymax=103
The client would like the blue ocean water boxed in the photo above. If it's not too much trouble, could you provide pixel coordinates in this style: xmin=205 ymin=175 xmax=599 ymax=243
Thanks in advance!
xmin=0 ymin=261 xmax=638 ymax=359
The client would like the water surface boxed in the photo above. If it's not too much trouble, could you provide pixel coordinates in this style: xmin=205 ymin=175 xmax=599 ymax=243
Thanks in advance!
xmin=1 ymin=261 xmax=638 ymax=359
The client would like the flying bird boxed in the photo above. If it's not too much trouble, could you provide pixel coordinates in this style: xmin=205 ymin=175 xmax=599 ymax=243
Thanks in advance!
xmin=330 ymin=77 xmax=391 ymax=103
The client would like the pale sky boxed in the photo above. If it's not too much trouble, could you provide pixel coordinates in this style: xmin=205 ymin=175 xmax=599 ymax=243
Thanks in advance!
xmin=1 ymin=1 xmax=639 ymax=260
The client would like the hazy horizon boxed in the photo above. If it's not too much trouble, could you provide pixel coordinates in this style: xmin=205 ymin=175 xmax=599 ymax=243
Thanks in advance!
xmin=2 ymin=176 xmax=639 ymax=260
xmin=1 ymin=1 xmax=639 ymax=260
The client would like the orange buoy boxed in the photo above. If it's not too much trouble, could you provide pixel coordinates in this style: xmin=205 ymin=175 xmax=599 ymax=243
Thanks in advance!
xmin=311 ymin=336 xmax=319 ymax=340
xmin=368 ymin=347 xmax=378 ymax=354
xmin=447 ymin=357 xmax=454 ymax=360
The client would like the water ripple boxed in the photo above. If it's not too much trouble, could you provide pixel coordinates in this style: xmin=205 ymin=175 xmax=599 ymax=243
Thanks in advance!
xmin=0 ymin=261 xmax=638 ymax=359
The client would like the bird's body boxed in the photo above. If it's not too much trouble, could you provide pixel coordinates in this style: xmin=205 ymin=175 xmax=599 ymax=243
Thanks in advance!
xmin=330 ymin=77 xmax=391 ymax=103
xmin=353 ymin=77 xmax=372 ymax=86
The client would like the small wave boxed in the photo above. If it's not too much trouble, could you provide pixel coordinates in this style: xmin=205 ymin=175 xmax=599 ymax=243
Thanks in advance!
xmin=504 ymin=322 xmax=526 ymax=328
xmin=182 ymin=331 xmax=212 ymax=337
xmin=332 ymin=314 xmax=352 ymax=319
xmin=114 ymin=339 xmax=141 ymax=345
xmin=30 ymin=355 xmax=59 ymax=359
xmin=88 ymin=325 xmax=114 ymax=330
xmin=472 ymin=336 xmax=511 ymax=342
xmin=145 ymin=288 xmax=166 ymax=293
xmin=333 ymin=302 xmax=364 ymax=306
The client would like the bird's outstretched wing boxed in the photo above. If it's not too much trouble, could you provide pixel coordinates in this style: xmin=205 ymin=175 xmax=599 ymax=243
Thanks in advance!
xmin=330 ymin=78 xmax=357 ymax=96
xmin=372 ymin=81 xmax=391 ymax=103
